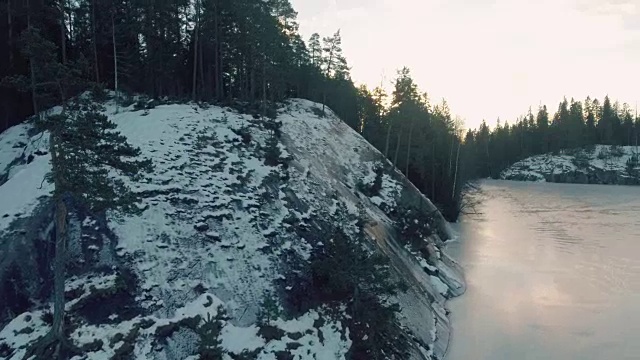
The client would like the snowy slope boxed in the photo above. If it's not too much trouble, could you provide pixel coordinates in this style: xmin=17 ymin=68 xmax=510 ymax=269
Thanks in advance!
xmin=280 ymin=100 xmax=465 ymax=357
xmin=501 ymin=145 xmax=640 ymax=185
xmin=0 ymin=97 xmax=464 ymax=360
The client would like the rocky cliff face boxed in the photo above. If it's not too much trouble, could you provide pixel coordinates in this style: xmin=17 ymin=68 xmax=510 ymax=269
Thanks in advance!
xmin=0 ymin=97 xmax=464 ymax=360
xmin=501 ymin=145 xmax=640 ymax=186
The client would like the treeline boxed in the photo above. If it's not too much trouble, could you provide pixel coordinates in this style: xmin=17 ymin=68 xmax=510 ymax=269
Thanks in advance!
xmin=464 ymin=96 xmax=640 ymax=178
xmin=357 ymin=68 xmax=467 ymax=221
xmin=0 ymin=0 xmax=348 ymax=129
xmin=0 ymin=0 xmax=470 ymax=220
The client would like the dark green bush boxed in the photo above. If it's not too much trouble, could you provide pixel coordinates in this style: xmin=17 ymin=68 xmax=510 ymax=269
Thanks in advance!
xmin=197 ymin=308 xmax=227 ymax=360
xmin=285 ymin=227 xmax=408 ymax=359
xmin=357 ymin=166 xmax=384 ymax=197
xmin=610 ymin=145 xmax=625 ymax=157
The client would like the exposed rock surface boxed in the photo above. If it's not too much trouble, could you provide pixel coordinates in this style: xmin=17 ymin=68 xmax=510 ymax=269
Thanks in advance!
xmin=501 ymin=145 xmax=640 ymax=185
xmin=0 ymin=97 xmax=464 ymax=360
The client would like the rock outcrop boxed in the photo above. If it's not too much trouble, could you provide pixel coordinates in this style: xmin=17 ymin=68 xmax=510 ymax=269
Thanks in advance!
xmin=501 ymin=145 xmax=640 ymax=186
xmin=0 ymin=97 xmax=464 ymax=360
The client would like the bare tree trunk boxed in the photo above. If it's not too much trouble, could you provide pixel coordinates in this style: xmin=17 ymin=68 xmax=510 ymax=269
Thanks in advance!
xmin=2 ymin=104 xmax=7 ymax=131
xmin=452 ymin=140 xmax=461 ymax=200
xmin=448 ymin=134 xmax=454 ymax=175
xmin=24 ymin=117 xmax=79 ymax=358
xmin=214 ymin=0 xmax=223 ymax=101
xmin=191 ymin=0 xmax=199 ymax=102
xmin=218 ymin=30 xmax=224 ymax=100
xmin=27 ymin=0 xmax=38 ymax=119
xmin=322 ymin=50 xmax=334 ymax=117
xmin=384 ymin=120 xmax=392 ymax=159
xmin=7 ymin=0 xmax=12 ymax=66
xmin=60 ymin=0 xmax=67 ymax=66
xmin=322 ymin=89 xmax=327 ymax=117
xmin=51 ymin=81 xmax=70 ymax=341
xmin=199 ymin=39 xmax=205 ymax=99
xmin=405 ymin=118 xmax=414 ymax=176
xmin=238 ymin=58 xmax=244 ymax=100
xmin=431 ymin=142 xmax=436 ymax=199
xmin=485 ymin=140 xmax=490 ymax=176
xmin=262 ymin=55 xmax=267 ymax=120
xmin=250 ymin=57 xmax=255 ymax=101
xmin=51 ymin=195 xmax=67 ymax=340
xmin=48 ymin=118 xmax=65 ymax=340
xmin=112 ymin=13 xmax=118 ymax=113
xmin=91 ymin=0 xmax=99 ymax=83
xmin=393 ymin=132 xmax=401 ymax=167
xmin=146 ymin=1 xmax=155 ymax=96
xmin=29 ymin=60 xmax=38 ymax=117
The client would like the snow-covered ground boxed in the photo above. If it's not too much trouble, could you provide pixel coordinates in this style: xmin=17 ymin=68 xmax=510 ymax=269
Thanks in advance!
xmin=501 ymin=145 xmax=640 ymax=185
xmin=0 ymin=96 xmax=464 ymax=359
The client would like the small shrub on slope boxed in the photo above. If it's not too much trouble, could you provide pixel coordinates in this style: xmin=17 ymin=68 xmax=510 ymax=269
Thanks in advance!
xmin=258 ymin=291 xmax=282 ymax=325
xmin=597 ymin=148 xmax=610 ymax=160
xmin=89 ymin=83 xmax=109 ymax=102
xmin=263 ymin=117 xmax=286 ymax=167
xmin=610 ymin=145 xmax=625 ymax=157
xmin=396 ymin=206 xmax=438 ymax=253
xmin=572 ymin=152 xmax=591 ymax=169
xmin=196 ymin=308 xmax=227 ymax=360
xmin=285 ymin=223 xmax=409 ymax=359
xmin=357 ymin=166 xmax=384 ymax=197
xmin=626 ymin=153 xmax=639 ymax=176
xmin=348 ymin=293 xmax=408 ymax=360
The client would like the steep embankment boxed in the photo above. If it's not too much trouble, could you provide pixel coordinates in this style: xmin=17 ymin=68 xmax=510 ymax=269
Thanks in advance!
xmin=0 ymin=97 xmax=464 ymax=360
xmin=501 ymin=145 xmax=640 ymax=185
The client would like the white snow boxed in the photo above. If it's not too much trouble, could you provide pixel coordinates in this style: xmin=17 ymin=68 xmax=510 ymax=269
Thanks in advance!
xmin=378 ymin=174 xmax=403 ymax=210
xmin=65 ymin=273 xmax=118 ymax=310
xmin=220 ymin=310 xmax=351 ymax=359
xmin=0 ymin=311 xmax=49 ymax=359
xmin=370 ymin=196 xmax=383 ymax=206
xmin=0 ymin=155 xmax=52 ymax=232
xmin=430 ymin=275 xmax=449 ymax=296
xmin=266 ymin=310 xmax=351 ymax=360
xmin=0 ymin=123 xmax=31 ymax=176
xmin=220 ymin=324 xmax=264 ymax=353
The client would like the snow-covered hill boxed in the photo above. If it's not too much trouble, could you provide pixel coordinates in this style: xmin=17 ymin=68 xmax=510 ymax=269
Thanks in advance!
xmin=501 ymin=145 xmax=640 ymax=185
xmin=0 ymin=97 xmax=464 ymax=360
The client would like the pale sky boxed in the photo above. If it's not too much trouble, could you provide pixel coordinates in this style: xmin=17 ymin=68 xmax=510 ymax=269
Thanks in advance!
xmin=290 ymin=0 xmax=640 ymax=129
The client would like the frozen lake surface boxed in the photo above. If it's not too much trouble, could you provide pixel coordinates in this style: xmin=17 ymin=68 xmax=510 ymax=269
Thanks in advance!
xmin=446 ymin=180 xmax=640 ymax=360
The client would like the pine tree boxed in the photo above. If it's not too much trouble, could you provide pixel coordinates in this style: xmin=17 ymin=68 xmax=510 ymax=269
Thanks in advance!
xmin=320 ymin=30 xmax=347 ymax=116
xmin=567 ymin=99 xmax=585 ymax=149
xmin=26 ymin=98 xmax=152 ymax=358
xmin=321 ymin=30 xmax=347 ymax=79
xmin=550 ymin=98 xmax=570 ymax=151
xmin=584 ymin=97 xmax=598 ymax=145
xmin=3 ymin=27 xmax=80 ymax=117
xmin=197 ymin=309 xmax=228 ymax=359
xmin=309 ymin=227 xmax=406 ymax=359
xmin=622 ymin=106 xmax=634 ymax=146
xmin=635 ymin=107 xmax=640 ymax=149
xmin=385 ymin=67 xmax=419 ymax=162
xmin=612 ymin=100 xmax=624 ymax=145
xmin=308 ymin=33 xmax=322 ymax=68
xmin=536 ymin=105 xmax=549 ymax=153
xmin=599 ymin=96 xmax=616 ymax=145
